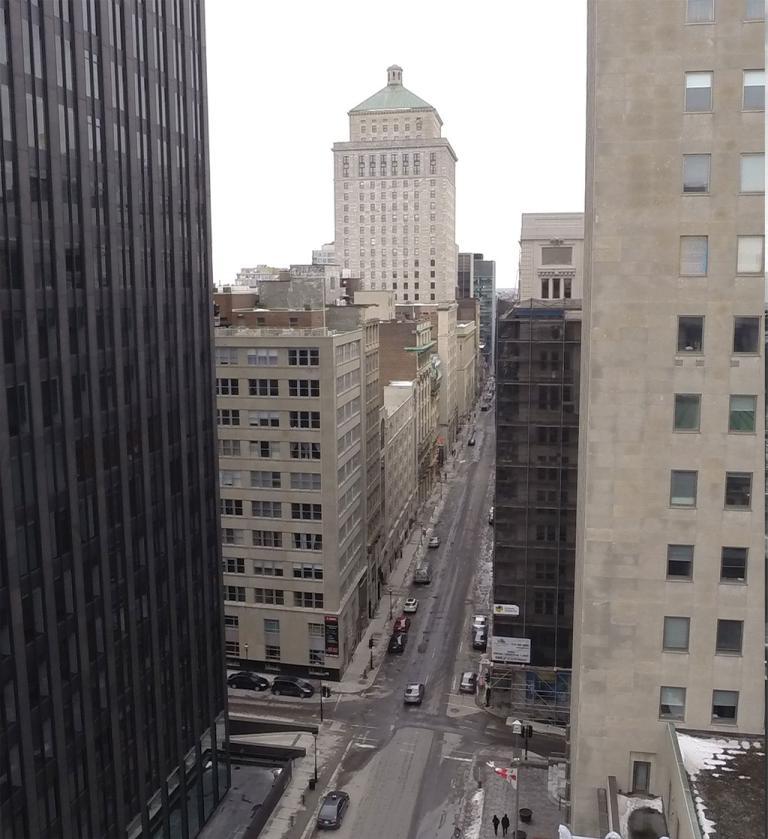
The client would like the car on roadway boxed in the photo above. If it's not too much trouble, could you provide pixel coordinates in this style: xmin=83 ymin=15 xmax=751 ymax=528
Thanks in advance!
xmin=472 ymin=628 xmax=488 ymax=652
xmin=481 ymin=403 xmax=490 ymax=411
xmin=413 ymin=563 xmax=431 ymax=584
xmin=316 ymin=790 xmax=350 ymax=830
xmin=468 ymin=435 xmax=476 ymax=446
xmin=403 ymin=683 xmax=425 ymax=705
xmin=403 ymin=597 xmax=419 ymax=613
xmin=227 ymin=672 xmax=270 ymax=692
xmin=271 ymin=676 xmax=315 ymax=698
xmin=472 ymin=615 xmax=488 ymax=632
xmin=393 ymin=615 xmax=411 ymax=634
xmin=459 ymin=671 xmax=478 ymax=694
xmin=428 ymin=535 xmax=440 ymax=548
xmin=387 ymin=633 xmax=407 ymax=654
xmin=488 ymin=506 xmax=494 ymax=524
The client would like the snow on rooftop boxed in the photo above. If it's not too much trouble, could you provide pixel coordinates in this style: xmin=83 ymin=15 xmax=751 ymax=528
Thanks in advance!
xmin=616 ymin=793 xmax=663 ymax=839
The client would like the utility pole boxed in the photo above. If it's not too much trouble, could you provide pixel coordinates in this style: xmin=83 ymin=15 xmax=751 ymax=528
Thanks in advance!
xmin=319 ymin=682 xmax=324 ymax=723
xmin=388 ymin=586 xmax=393 ymax=621
xmin=313 ymin=731 xmax=318 ymax=785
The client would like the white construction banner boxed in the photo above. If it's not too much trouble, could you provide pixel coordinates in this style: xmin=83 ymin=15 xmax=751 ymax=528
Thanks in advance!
xmin=491 ymin=636 xmax=531 ymax=664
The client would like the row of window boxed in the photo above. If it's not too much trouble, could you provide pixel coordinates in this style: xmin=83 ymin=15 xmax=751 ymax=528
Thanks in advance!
xmin=225 ymin=638 xmax=326 ymax=666
xmin=666 ymin=544 xmax=747 ymax=582
xmin=216 ymin=378 xmax=321 ymax=397
xmin=217 ymin=409 xmax=320 ymax=428
xmin=672 ymin=393 xmax=756 ymax=432
xmin=684 ymin=69 xmax=764 ymax=112
xmin=220 ymin=471 xmax=320 ymax=490
xmin=224 ymin=586 xmax=325 ymax=609
xmin=342 ymin=151 xmax=436 ymax=177
xmin=685 ymin=0 xmax=764 ymax=24
xmin=677 ymin=314 xmax=759 ymax=353
xmin=669 ymin=470 xmax=753 ymax=509
xmin=222 ymin=529 xmax=322 ymax=550
xmin=220 ymin=500 xmax=322 ymax=520
xmin=222 ymin=558 xmax=323 ymax=579
xmin=216 ymin=347 xmax=320 ymax=367
xmin=659 ymin=687 xmax=740 ymax=725
xmin=663 ymin=616 xmax=744 ymax=655
xmin=219 ymin=440 xmax=320 ymax=459
xmin=682 ymin=152 xmax=763 ymax=194
xmin=679 ymin=234 xmax=763 ymax=276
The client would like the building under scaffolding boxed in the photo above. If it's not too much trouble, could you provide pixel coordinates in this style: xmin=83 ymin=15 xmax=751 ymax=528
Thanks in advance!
xmin=491 ymin=299 xmax=581 ymax=725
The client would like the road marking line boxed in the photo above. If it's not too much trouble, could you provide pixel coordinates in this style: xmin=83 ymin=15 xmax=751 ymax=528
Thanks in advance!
xmin=443 ymin=755 xmax=473 ymax=762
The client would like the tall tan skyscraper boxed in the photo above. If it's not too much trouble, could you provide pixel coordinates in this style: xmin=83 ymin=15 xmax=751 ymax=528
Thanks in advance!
xmin=570 ymin=0 xmax=764 ymax=833
xmin=333 ymin=66 xmax=458 ymax=303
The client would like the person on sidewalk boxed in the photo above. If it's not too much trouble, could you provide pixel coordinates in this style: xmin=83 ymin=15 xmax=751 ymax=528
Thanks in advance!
xmin=492 ymin=814 xmax=500 ymax=836
xmin=501 ymin=813 xmax=510 ymax=836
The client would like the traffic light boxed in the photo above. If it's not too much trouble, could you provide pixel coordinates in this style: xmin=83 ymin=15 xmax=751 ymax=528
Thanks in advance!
xmin=368 ymin=637 xmax=374 ymax=649
xmin=526 ymin=725 xmax=533 ymax=739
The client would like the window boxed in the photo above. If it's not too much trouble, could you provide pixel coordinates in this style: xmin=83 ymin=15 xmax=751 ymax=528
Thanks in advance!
xmin=216 ymin=378 xmax=239 ymax=396
xmin=217 ymin=409 xmax=240 ymax=427
xmin=663 ymin=616 xmax=690 ymax=651
xmin=219 ymin=470 xmax=242 ymax=488
xmin=736 ymin=235 xmax=764 ymax=273
xmin=716 ymin=620 xmax=743 ymax=654
xmin=733 ymin=316 xmax=760 ymax=353
xmin=745 ymin=0 xmax=764 ymax=19
xmin=290 ymin=472 xmax=321 ymax=490
xmin=291 ymin=503 xmax=322 ymax=520
xmin=253 ymin=561 xmax=284 ymax=577
xmin=224 ymin=615 xmax=239 ymax=628
xmin=216 ymin=347 xmax=238 ymax=366
xmin=679 ymin=236 xmax=708 ymax=275
xmin=219 ymin=439 xmax=241 ymax=457
xmin=290 ymin=411 xmax=320 ymax=429
xmin=721 ymin=547 xmax=747 ymax=582
xmin=712 ymin=690 xmax=738 ymax=722
xmin=247 ymin=348 xmax=278 ymax=366
xmin=289 ymin=379 xmax=320 ymax=398
xmin=222 ymin=557 xmax=245 ymax=574
xmin=667 ymin=545 xmax=693 ymax=580
xmin=250 ymin=471 xmax=281 ymax=488
xmin=293 ymin=564 xmax=324 ymax=579
xmin=309 ymin=650 xmax=325 ymax=665
xmin=265 ymin=645 xmax=281 ymax=661
xmin=249 ymin=411 xmax=279 ymax=427
xmin=254 ymin=588 xmax=284 ymax=605
xmin=293 ymin=532 xmax=323 ymax=551
xmin=740 ymin=153 xmax=764 ymax=192
xmin=252 ymin=530 xmax=283 ymax=548
xmin=677 ymin=316 xmax=703 ymax=352
xmin=729 ymin=395 xmax=756 ymax=432
xmin=250 ymin=440 xmax=278 ymax=458
xmin=724 ymin=472 xmax=751 ymax=508
xmin=251 ymin=500 xmax=281 ymax=518
xmin=288 ymin=348 xmax=319 ymax=366
xmin=222 ymin=528 xmax=245 ymax=546
xmin=659 ymin=687 xmax=686 ymax=721
xmin=224 ymin=585 xmax=246 ymax=602
xmin=249 ymin=379 xmax=279 ymax=397
xmin=685 ymin=71 xmax=713 ymax=111
xmin=220 ymin=499 xmax=243 ymax=516
xmin=682 ymin=154 xmax=710 ymax=193
xmin=686 ymin=0 xmax=714 ymax=21
xmin=632 ymin=761 xmax=651 ymax=795
xmin=670 ymin=471 xmax=697 ymax=507
xmin=293 ymin=592 xmax=324 ymax=609
xmin=743 ymin=69 xmax=765 ymax=110
xmin=673 ymin=394 xmax=700 ymax=431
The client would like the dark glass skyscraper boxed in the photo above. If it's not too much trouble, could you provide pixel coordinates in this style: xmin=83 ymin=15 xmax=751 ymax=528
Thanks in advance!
xmin=0 ymin=2 xmax=228 ymax=837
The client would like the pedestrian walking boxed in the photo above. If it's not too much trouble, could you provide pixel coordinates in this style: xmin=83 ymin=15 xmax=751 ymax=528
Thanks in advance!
xmin=501 ymin=813 xmax=510 ymax=836
xmin=492 ymin=814 xmax=500 ymax=836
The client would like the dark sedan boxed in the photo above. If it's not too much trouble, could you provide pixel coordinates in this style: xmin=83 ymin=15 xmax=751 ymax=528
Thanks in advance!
xmin=227 ymin=672 xmax=270 ymax=691
xmin=317 ymin=790 xmax=350 ymax=829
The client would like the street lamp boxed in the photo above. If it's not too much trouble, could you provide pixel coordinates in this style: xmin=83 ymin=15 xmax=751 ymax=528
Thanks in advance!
xmin=388 ymin=586 xmax=393 ymax=621
xmin=313 ymin=731 xmax=318 ymax=785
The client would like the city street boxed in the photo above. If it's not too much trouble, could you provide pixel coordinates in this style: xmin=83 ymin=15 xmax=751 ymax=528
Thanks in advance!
xmin=234 ymin=402 xmax=565 ymax=839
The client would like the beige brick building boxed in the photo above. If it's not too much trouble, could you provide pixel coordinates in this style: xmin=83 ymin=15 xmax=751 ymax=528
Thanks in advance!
xmin=518 ymin=213 xmax=584 ymax=301
xmin=333 ymin=66 xmax=458 ymax=304
xmin=456 ymin=320 xmax=477 ymax=424
xmin=570 ymin=1 xmax=765 ymax=833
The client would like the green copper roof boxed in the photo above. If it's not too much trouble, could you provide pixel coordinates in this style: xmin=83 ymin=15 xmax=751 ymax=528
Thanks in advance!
xmin=350 ymin=65 xmax=434 ymax=114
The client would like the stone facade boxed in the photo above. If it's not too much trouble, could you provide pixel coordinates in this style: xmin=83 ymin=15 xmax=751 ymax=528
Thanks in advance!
xmin=455 ymin=320 xmax=477 ymax=423
xmin=570 ymin=2 xmax=765 ymax=833
xmin=518 ymin=214 xmax=584 ymax=302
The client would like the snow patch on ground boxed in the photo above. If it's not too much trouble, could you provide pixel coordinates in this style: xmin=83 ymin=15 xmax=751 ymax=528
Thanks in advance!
xmin=463 ymin=789 xmax=484 ymax=839
xmin=617 ymin=793 xmax=663 ymax=839
xmin=677 ymin=733 xmax=742 ymax=778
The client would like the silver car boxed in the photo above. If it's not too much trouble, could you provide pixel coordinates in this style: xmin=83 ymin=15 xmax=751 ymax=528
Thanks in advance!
xmin=404 ymin=683 xmax=425 ymax=705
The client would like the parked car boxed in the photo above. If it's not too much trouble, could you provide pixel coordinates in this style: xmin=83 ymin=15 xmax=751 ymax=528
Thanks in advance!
xmin=316 ymin=790 xmax=350 ymax=830
xmin=271 ymin=676 xmax=315 ymax=698
xmin=459 ymin=671 xmax=477 ymax=694
xmin=403 ymin=683 xmax=426 ymax=705
xmin=467 ymin=435 xmax=476 ymax=446
xmin=488 ymin=506 xmax=494 ymax=524
xmin=428 ymin=535 xmax=440 ymax=548
xmin=387 ymin=633 xmax=407 ymax=654
xmin=413 ymin=563 xmax=432 ymax=584
xmin=393 ymin=615 xmax=411 ymax=633
xmin=227 ymin=672 xmax=270 ymax=692
xmin=403 ymin=597 xmax=419 ymax=613
xmin=480 ymin=403 xmax=489 ymax=412
xmin=472 ymin=629 xmax=488 ymax=652
xmin=472 ymin=615 xmax=488 ymax=632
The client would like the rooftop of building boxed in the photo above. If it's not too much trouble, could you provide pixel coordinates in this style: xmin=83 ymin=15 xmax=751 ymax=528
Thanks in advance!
xmin=350 ymin=65 xmax=437 ymax=115
xmin=502 ymin=298 xmax=583 ymax=319
xmin=521 ymin=212 xmax=585 ymax=241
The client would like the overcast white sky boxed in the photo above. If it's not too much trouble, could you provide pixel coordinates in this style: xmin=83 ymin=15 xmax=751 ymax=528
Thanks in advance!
xmin=205 ymin=1 xmax=587 ymax=289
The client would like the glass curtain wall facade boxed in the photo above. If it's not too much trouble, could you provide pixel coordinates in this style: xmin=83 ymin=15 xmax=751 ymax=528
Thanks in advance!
xmin=0 ymin=2 xmax=228 ymax=838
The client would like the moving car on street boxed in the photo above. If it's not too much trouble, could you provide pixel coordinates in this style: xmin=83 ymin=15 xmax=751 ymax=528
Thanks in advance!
xmin=403 ymin=597 xmax=419 ymax=613
xmin=403 ymin=683 xmax=426 ymax=705
xmin=428 ymin=535 xmax=440 ymax=548
xmin=413 ymin=563 xmax=432 ymax=584
xmin=316 ymin=790 xmax=350 ymax=830
xmin=227 ymin=672 xmax=270 ymax=692
xmin=468 ymin=434 xmax=476 ymax=446
xmin=387 ymin=633 xmax=407 ymax=654
xmin=271 ymin=676 xmax=315 ymax=698
xmin=459 ymin=671 xmax=478 ymax=694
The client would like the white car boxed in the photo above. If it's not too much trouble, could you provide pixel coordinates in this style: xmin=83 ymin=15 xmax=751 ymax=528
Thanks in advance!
xmin=404 ymin=683 xmax=425 ymax=705
xmin=403 ymin=597 xmax=419 ymax=613
xmin=472 ymin=615 xmax=488 ymax=632
xmin=428 ymin=535 xmax=440 ymax=548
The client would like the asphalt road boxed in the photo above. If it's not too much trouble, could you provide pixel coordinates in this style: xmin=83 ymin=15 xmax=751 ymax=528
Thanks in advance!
xmin=230 ymin=403 xmax=565 ymax=838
